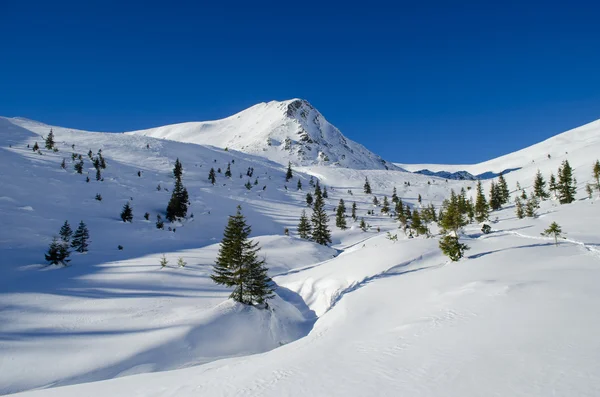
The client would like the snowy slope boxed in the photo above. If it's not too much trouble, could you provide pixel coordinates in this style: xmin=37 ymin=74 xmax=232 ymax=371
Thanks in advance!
xmin=126 ymin=99 xmax=399 ymax=170
xmin=2 ymin=113 xmax=600 ymax=397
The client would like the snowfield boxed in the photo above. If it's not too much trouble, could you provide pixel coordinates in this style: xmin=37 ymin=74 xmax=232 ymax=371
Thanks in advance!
xmin=1 ymin=106 xmax=600 ymax=396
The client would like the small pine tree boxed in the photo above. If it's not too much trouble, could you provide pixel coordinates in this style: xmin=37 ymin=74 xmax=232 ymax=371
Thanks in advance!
xmin=489 ymin=181 xmax=502 ymax=210
xmin=45 ymin=236 xmax=70 ymax=265
xmin=297 ymin=179 xmax=302 ymax=190
xmin=208 ymin=168 xmax=216 ymax=185
xmin=373 ymin=196 xmax=379 ymax=206
xmin=533 ymin=170 xmax=549 ymax=200
xmin=156 ymin=214 xmax=164 ymax=229
xmin=323 ymin=187 xmax=328 ymax=199
xmin=32 ymin=142 xmax=39 ymax=151
xmin=88 ymin=150 xmax=94 ymax=159
xmin=360 ymin=218 xmax=368 ymax=232
xmin=211 ymin=206 xmax=274 ymax=305
xmin=351 ymin=202 xmax=357 ymax=220
xmin=224 ymin=162 xmax=232 ymax=178
xmin=309 ymin=176 xmax=315 ymax=187
xmin=59 ymin=220 xmax=73 ymax=243
xmin=245 ymin=180 xmax=252 ymax=190
xmin=381 ymin=196 xmax=390 ymax=214
xmin=497 ymin=173 xmax=510 ymax=204
xmin=363 ymin=177 xmax=372 ymax=194
xmin=160 ymin=254 xmax=168 ymax=268
xmin=392 ymin=187 xmax=398 ymax=203
xmin=525 ymin=195 xmax=539 ymax=218
xmin=474 ymin=181 xmax=489 ymax=223
xmin=95 ymin=193 xmax=102 ymax=201
xmin=286 ymin=161 xmax=293 ymax=181
xmin=95 ymin=167 xmax=102 ymax=181
xmin=593 ymin=160 xmax=600 ymax=191
xmin=335 ymin=199 xmax=347 ymax=230
xmin=144 ymin=212 xmax=150 ymax=220
xmin=439 ymin=235 xmax=469 ymax=262
xmin=557 ymin=160 xmax=576 ymax=204
xmin=515 ymin=196 xmax=525 ymax=219
xmin=411 ymin=209 xmax=427 ymax=236
xmin=417 ymin=194 xmax=422 ymax=205
xmin=74 ymin=160 xmax=84 ymax=174
xmin=71 ymin=221 xmax=90 ymax=253
xmin=177 ymin=257 xmax=186 ymax=267
xmin=521 ymin=189 xmax=527 ymax=200
xmin=311 ymin=187 xmax=332 ymax=245
xmin=45 ymin=129 xmax=55 ymax=150
xmin=586 ymin=184 xmax=594 ymax=199
xmin=98 ymin=153 xmax=106 ymax=169
xmin=166 ymin=177 xmax=189 ymax=222
xmin=121 ymin=202 xmax=133 ymax=222
xmin=297 ymin=210 xmax=312 ymax=239
xmin=60 ymin=158 xmax=66 ymax=169
xmin=549 ymin=173 xmax=557 ymax=198
xmin=306 ymin=192 xmax=313 ymax=206
xmin=541 ymin=222 xmax=563 ymax=246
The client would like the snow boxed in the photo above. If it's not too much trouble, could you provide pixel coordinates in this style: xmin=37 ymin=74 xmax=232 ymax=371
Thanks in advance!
xmin=2 ymin=106 xmax=600 ymax=396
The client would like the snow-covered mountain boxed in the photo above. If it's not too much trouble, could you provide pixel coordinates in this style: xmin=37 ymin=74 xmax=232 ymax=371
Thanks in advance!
xmin=126 ymin=99 xmax=399 ymax=170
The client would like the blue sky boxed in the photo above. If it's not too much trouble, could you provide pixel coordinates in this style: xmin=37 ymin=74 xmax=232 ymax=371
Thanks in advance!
xmin=1 ymin=1 xmax=599 ymax=164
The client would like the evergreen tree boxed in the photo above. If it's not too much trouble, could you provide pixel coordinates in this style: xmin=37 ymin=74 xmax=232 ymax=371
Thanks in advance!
xmin=74 ymin=160 xmax=84 ymax=174
xmin=359 ymin=218 xmax=368 ymax=232
xmin=286 ymin=161 xmax=293 ymax=181
xmin=45 ymin=236 xmax=70 ymax=265
xmin=156 ymin=214 xmax=164 ymax=229
xmin=521 ymin=189 xmax=527 ymax=200
xmin=208 ymin=168 xmax=216 ymax=185
xmin=557 ymin=160 xmax=576 ymax=204
xmin=525 ymin=195 xmax=539 ymax=218
xmin=439 ymin=235 xmax=469 ymax=261
xmin=297 ymin=210 xmax=312 ymax=239
xmin=95 ymin=167 xmax=102 ymax=181
xmin=381 ymin=196 xmax=390 ymax=213
xmin=311 ymin=186 xmax=332 ymax=245
xmin=489 ymin=181 xmax=503 ymax=210
xmin=160 ymin=255 xmax=168 ymax=268
xmin=474 ymin=181 xmax=489 ymax=223
xmin=438 ymin=190 xmax=468 ymax=235
xmin=32 ymin=142 xmax=39 ymax=151
xmin=549 ymin=173 xmax=557 ymax=197
xmin=93 ymin=157 xmax=100 ymax=170
xmin=98 ymin=152 xmax=106 ymax=169
xmin=533 ymin=169 xmax=549 ymax=200
xmin=71 ymin=221 xmax=90 ymax=253
xmin=417 ymin=194 xmax=422 ymax=205
xmin=309 ymin=176 xmax=315 ymax=187
xmin=335 ymin=199 xmax=347 ymax=230
xmin=351 ymin=202 xmax=357 ymax=220
xmin=497 ymin=173 xmax=510 ymax=204
xmin=166 ymin=178 xmax=189 ymax=221
xmin=121 ymin=202 xmax=133 ymax=222
xmin=363 ymin=177 xmax=372 ymax=194
xmin=373 ymin=196 xmax=379 ymax=206
xmin=297 ymin=179 xmax=302 ymax=190
xmin=323 ymin=186 xmax=328 ymax=199
xmin=45 ymin=129 xmax=55 ymax=150
xmin=306 ymin=192 xmax=313 ymax=206
xmin=59 ymin=221 xmax=72 ymax=243
xmin=211 ymin=206 xmax=274 ymax=305
xmin=88 ymin=150 xmax=93 ymax=159
xmin=60 ymin=158 xmax=66 ymax=169
xmin=586 ymin=184 xmax=594 ymax=199
xmin=95 ymin=193 xmax=102 ymax=201
xmin=515 ymin=196 xmax=525 ymax=219
xmin=224 ymin=162 xmax=232 ymax=178
xmin=593 ymin=160 xmax=600 ymax=191
xmin=391 ymin=187 xmax=398 ymax=203
xmin=541 ymin=222 xmax=563 ymax=246
xmin=173 ymin=158 xmax=183 ymax=180
xmin=245 ymin=180 xmax=252 ymax=190
xmin=411 ymin=209 xmax=428 ymax=236
xmin=178 ymin=257 xmax=187 ymax=267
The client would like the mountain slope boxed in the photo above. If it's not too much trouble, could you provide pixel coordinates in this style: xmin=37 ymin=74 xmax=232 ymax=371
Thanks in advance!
xmin=126 ymin=99 xmax=399 ymax=170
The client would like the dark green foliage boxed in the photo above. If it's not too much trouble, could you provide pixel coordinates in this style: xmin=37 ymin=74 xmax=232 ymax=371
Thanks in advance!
xmin=118 ymin=245 xmax=123 ymax=250
xmin=481 ymin=224 xmax=492 ymax=234
xmin=74 ymin=160 xmax=84 ymax=174
xmin=144 ymin=212 xmax=150 ymax=220
xmin=45 ymin=129 xmax=55 ymax=150
xmin=71 ymin=221 xmax=89 ymax=253
xmin=360 ymin=218 xmax=368 ymax=231
xmin=521 ymin=190 xmax=527 ymax=200
xmin=208 ymin=168 xmax=216 ymax=185
xmin=533 ymin=170 xmax=549 ymax=200
xmin=417 ymin=194 xmax=422 ymax=205
xmin=351 ymin=201 xmax=357 ymax=220
xmin=525 ymin=195 xmax=539 ymax=218
xmin=245 ymin=180 xmax=252 ymax=190
xmin=311 ymin=186 xmax=332 ymax=245
xmin=88 ymin=150 xmax=94 ymax=159
xmin=410 ymin=209 xmax=428 ymax=236
xmin=297 ymin=179 xmax=302 ymax=190
xmin=515 ymin=196 xmax=525 ymax=219
xmin=439 ymin=235 xmax=469 ymax=262
xmin=391 ymin=187 xmax=398 ymax=203
xmin=86 ymin=176 xmax=90 ymax=183
xmin=309 ymin=176 xmax=315 ymax=187
xmin=45 ymin=236 xmax=70 ymax=265
xmin=363 ymin=177 xmax=372 ymax=194
xmin=373 ymin=196 xmax=379 ymax=206
xmin=156 ymin=214 xmax=164 ymax=229
xmin=254 ymin=178 xmax=258 ymax=186
xmin=98 ymin=152 xmax=106 ymax=169
xmin=59 ymin=221 xmax=72 ymax=243
xmin=541 ymin=222 xmax=563 ymax=246
xmin=224 ymin=162 xmax=232 ymax=178
xmin=586 ymin=184 xmax=594 ymax=199
xmin=93 ymin=157 xmax=100 ymax=170
xmin=61 ymin=158 xmax=66 ymax=169
xmin=173 ymin=158 xmax=183 ymax=180
xmin=160 ymin=255 xmax=168 ymax=268
xmin=298 ymin=210 xmax=312 ymax=239
xmin=497 ymin=173 xmax=510 ymax=204
xmin=211 ymin=206 xmax=274 ymax=305
xmin=32 ymin=142 xmax=39 ymax=151
xmin=489 ymin=181 xmax=502 ymax=211
xmin=286 ymin=161 xmax=293 ymax=181
xmin=549 ymin=173 xmax=557 ymax=197
xmin=96 ymin=167 xmax=102 ymax=181
xmin=557 ymin=160 xmax=576 ymax=204
xmin=474 ymin=181 xmax=489 ymax=223
xmin=121 ymin=202 xmax=133 ymax=222
xmin=438 ymin=190 xmax=468 ymax=234
xmin=166 ymin=178 xmax=189 ymax=221
xmin=593 ymin=160 xmax=600 ymax=191
xmin=335 ymin=199 xmax=347 ymax=230
xmin=306 ymin=192 xmax=313 ymax=206
xmin=381 ymin=196 xmax=390 ymax=214
xmin=95 ymin=193 xmax=102 ymax=201
xmin=323 ymin=187 xmax=328 ymax=199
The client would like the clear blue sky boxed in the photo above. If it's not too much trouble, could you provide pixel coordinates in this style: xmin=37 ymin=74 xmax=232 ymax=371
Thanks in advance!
xmin=1 ymin=1 xmax=599 ymax=164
